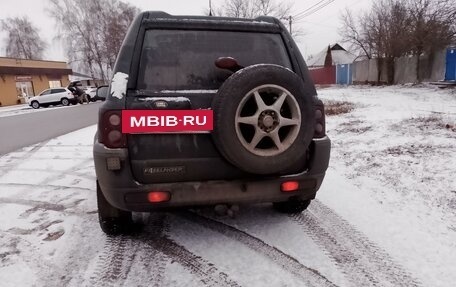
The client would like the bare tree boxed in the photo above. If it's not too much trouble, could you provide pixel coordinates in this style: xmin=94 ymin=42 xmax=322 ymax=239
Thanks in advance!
xmin=1 ymin=16 xmax=47 ymax=60
xmin=405 ymin=0 xmax=456 ymax=81
xmin=215 ymin=0 xmax=292 ymax=19
xmin=340 ymin=0 xmax=455 ymax=84
xmin=208 ymin=0 xmax=302 ymax=37
xmin=339 ymin=9 xmax=372 ymax=59
xmin=341 ymin=1 xmax=412 ymax=59
xmin=47 ymin=0 xmax=139 ymax=82
xmin=341 ymin=0 xmax=410 ymax=83
xmin=101 ymin=1 xmax=139 ymax=70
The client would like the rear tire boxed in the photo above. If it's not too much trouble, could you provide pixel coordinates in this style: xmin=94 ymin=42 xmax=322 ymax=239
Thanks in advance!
xmin=61 ymin=98 xmax=70 ymax=106
xmin=273 ymin=197 xmax=311 ymax=214
xmin=31 ymin=101 xmax=40 ymax=109
xmin=97 ymin=181 xmax=134 ymax=235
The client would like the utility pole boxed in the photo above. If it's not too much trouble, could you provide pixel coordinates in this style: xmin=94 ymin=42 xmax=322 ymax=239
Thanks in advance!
xmin=209 ymin=0 xmax=213 ymax=16
xmin=288 ymin=16 xmax=292 ymax=35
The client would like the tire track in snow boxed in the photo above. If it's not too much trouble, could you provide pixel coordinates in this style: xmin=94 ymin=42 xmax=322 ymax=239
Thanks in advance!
xmin=0 ymin=139 xmax=52 ymax=177
xmin=0 ymin=197 xmax=66 ymax=212
xmin=134 ymin=213 xmax=169 ymax=287
xmin=87 ymin=213 xmax=240 ymax=287
xmin=89 ymin=234 xmax=140 ymax=287
xmin=143 ymin=213 xmax=242 ymax=287
xmin=178 ymin=211 xmax=337 ymax=287
xmin=87 ymin=214 xmax=162 ymax=287
xmin=0 ymin=182 xmax=92 ymax=192
xmin=292 ymin=200 xmax=420 ymax=287
xmin=37 ymin=157 xmax=93 ymax=185
xmin=0 ymin=167 xmax=96 ymax=181
xmin=1 ymin=231 xmax=70 ymax=286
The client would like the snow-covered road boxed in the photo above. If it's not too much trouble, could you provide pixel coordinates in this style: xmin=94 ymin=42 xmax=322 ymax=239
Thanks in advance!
xmin=0 ymin=85 xmax=454 ymax=287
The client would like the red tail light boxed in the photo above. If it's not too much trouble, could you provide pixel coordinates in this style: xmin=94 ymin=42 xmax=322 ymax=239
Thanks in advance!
xmin=148 ymin=191 xmax=171 ymax=203
xmin=281 ymin=181 xmax=299 ymax=192
xmin=99 ymin=110 xmax=127 ymax=148
xmin=314 ymin=101 xmax=326 ymax=138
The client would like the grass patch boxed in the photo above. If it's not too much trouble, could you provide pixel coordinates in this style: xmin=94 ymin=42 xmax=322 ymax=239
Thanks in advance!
xmin=400 ymin=116 xmax=455 ymax=132
xmin=337 ymin=120 xmax=372 ymax=134
xmin=323 ymin=100 xmax=355 ymax=116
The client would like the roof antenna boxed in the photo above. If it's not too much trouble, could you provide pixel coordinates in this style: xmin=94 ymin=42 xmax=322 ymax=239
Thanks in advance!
xmin=209 ymin=0 xmax=213 ymax=16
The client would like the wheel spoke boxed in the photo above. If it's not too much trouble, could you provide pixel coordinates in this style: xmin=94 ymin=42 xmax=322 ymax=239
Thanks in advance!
xmin=279 ymin=117 xmax=300 ymax=127
xmin=237 ymin=115 xmax=258 ymax=126
xmin=249 ymin=130 xmax=265 ymax=149
xmin=269 ymin=130 xmax=284 ymax=151
xmin=253 ymin=91 xmax=267 ymax=111
xmin=272 ymin=92 xmax=288 ymax=112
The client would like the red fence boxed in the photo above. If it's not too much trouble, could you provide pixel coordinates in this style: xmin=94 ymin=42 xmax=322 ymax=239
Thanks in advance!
xmin=309 ymin=66 xmax=336 ymax=85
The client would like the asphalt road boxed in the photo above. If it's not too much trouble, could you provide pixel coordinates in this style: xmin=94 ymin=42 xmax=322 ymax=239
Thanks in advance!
xmin=0 ymin=103 xmax=102 ymax=155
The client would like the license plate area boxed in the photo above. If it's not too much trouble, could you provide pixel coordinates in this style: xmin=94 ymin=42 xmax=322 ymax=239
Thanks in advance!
xmin=122 ymin=110 xmax=213 ymax=133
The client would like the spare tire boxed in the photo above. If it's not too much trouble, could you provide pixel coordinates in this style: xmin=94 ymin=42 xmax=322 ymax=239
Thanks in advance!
xmin=212 ymin=64 xmax=314 ymax=174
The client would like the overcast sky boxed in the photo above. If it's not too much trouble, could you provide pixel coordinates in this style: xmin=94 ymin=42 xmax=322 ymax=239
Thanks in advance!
xmin=0 ymin=0 xmax=373 ymax=62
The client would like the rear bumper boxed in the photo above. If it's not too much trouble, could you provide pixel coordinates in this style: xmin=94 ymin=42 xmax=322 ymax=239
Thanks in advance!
xmin=93 ymin=135 xmax=331 ymax=212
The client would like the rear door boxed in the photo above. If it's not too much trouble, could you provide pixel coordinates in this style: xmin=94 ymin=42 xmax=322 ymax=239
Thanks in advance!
xmin=126 ymin=27 xmax=293 ymax=184
xmin=51 ymin=88 xmax=68 ymax=102
xmin=39 ymin=89 xmax=52 ymax=103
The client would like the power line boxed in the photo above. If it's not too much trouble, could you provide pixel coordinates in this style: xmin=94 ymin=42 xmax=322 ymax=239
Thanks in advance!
xmin=294 ymin=0 xmax=336 ymax=21
xmin=293 ymin=0 xmax=329 ymax=18
xmin=294 ymin=0 xmax=368 ymax=32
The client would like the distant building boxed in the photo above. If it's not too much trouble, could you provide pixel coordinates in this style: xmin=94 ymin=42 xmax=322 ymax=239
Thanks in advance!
xmin=307 ymin=44 xmax=356 ymax=68
xmin=0 ymin=57 xmax=72 ymax=107
xmin=307 ymin=44 xmax=357 ymax=85
xmin=69 ymin=72 xmax=106 ymax=88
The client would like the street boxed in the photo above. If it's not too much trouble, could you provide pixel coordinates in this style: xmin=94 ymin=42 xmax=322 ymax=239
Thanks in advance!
xmin=0 ymin=103 xmax=102 ymax=155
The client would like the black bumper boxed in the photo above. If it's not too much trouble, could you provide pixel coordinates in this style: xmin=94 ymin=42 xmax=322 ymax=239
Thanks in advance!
xmin=93 ymin=136 xmax=331 ymax=212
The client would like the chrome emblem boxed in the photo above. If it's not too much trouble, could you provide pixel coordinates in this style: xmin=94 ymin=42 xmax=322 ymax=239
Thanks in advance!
xmin=154 ymin=100 xmax=168 ymax=108
xmin=144 ymin=166 xmax=185 ymax=175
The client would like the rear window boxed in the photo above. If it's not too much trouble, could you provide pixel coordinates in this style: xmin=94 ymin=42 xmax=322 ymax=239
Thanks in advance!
xmin=51 ymin=88 xmax=66 ymax=93
xmin=137 ymin=30 xmax=292 ymax=91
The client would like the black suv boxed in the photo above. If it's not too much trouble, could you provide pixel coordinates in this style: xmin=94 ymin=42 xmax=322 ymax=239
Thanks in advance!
xmin=93 ymin=11 xmax=330 ymax=234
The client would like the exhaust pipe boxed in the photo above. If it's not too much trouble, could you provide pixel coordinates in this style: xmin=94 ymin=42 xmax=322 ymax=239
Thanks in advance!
xmin=214 ymin=204 xmax=239 ymax=218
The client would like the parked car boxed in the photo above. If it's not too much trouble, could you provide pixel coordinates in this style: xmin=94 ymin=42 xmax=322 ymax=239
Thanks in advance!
xmin=93 ymin=11 xmax=330 ymax=235
xmin=27 ymin=87 xmax=78 ymax=109
xmin=88 ymin=86 xmax=108 ymax=102
xmin=84 ymin=87 xmax=97 ymax=101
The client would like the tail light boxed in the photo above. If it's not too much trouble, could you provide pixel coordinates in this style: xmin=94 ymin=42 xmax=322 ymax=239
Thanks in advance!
xmin=148 ymin=191 xmax=171 ymax=203
xmin=281 ymin=181 xmax=299 ymax=192
xmin=314 ymin=100 xmax=326 ymax=138
xmin=99 ymin=110 xmax=127 ymax=148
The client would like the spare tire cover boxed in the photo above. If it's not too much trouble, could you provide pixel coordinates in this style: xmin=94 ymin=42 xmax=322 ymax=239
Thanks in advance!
xmin=211 ymin=64 xmax=314 ymax=174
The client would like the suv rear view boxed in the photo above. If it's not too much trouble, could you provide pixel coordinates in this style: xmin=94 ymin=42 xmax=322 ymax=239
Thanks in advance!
xmin=93 ymin=12 xmax=330 ymax=234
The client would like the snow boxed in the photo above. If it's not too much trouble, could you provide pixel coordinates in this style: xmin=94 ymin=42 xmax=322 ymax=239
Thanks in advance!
xmin=138 ymin=96 xmax=191 ymax=102
xmin=0 ymin=103 xmax=82 ymax=118
xmin=158 ymin=90 xmax=218 ymax=94
xmin=317 ymin=85 xmax=456 ymax=287
xmin=0 ymin=85 xmax=455 ymax=286
xmin=110 ymin=72 xmax=128 ymax=99
xmin=152 ymin=18 xmax=273 ymax=25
